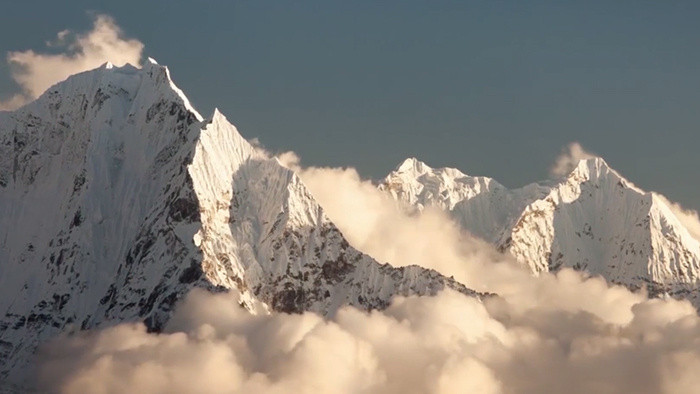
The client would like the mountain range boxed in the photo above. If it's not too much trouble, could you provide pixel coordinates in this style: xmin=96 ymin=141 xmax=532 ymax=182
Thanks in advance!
xmin=0 ymin=60 xmax=477 ymax=386
xmin=380 ymin=156 xmax=700 ymax=305
xmin=1 ymin=59 xmax=699 ymax=389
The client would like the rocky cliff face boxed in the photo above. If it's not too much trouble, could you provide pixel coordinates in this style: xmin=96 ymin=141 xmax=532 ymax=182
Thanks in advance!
xmin=0 ymin=60 xmax=478 ymax=385
xmin=381 ymin=157 xmax=700 ymax=305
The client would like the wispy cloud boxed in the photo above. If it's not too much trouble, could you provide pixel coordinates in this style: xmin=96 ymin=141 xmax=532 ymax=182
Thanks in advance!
xmin=550 ymin=142 xmax=597 ymax=177
xmin=0 ymin=14 xmax=143 ymax=111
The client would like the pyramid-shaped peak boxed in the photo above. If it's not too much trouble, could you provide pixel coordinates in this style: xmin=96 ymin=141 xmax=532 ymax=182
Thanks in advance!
xmin=210 ymin=107 xmax=227 ymax=122
xmin=565 ymin=156 xmax=616 ymax=177
xmin=581 ymin=156 xmax=608 ymax=167
xmin=390 ymin=157 xmax=481 ymax=185
xmin=562 ymin=156 xmax=647 ymax=196
xmin=395 ymin=157 xmax=431 ymax=173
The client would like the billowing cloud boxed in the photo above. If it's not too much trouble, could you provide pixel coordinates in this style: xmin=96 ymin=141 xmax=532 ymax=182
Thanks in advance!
xmin=0 ymin=14 xmax=143 ymax=110
xmin=38 ymin=288 xmax=700 ymax=394
xmin=550 ymin=142 xmax=597 ymax=177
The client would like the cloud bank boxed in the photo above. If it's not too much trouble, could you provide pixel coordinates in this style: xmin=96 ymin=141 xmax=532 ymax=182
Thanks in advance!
xmin=38 ymin=287 xmax=700 ymax=394
xmin=0 ymin=15 xmax=143 ymax=110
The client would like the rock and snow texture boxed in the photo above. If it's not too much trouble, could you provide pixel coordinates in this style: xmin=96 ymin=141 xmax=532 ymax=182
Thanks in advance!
xmin=0 ymin=61 xmax=477 ymax=385
xmin=381 ymin=157 xmax=700 ymax=306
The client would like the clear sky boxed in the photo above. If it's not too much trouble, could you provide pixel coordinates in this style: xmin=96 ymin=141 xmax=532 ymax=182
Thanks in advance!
xmin=0 ymin=1 xmax=698 ymax=210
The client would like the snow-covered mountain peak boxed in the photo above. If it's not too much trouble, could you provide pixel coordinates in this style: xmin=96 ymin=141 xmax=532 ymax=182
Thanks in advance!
xmin=146 ymin=59 xmax=202 ymax=121
xmin=557 ymin=157 xmax=647 ymax=203
xmin=381 ymin=158 xmax=504 ymax=214
xmin=20 ymin=57 xmax=203 ymax=124
xmin=209 ymin=107 xmax=232 ymax=125
xmin=395 ymin=157 xmax=430 ymax=174
xmin=393 ymin=157 xmax=471 ymax=180
xmin=0 ymin=62 xmax=479 ymax=385
xmin=568 ymin=157 xmax=619 ymax=182
xmin=572 ymin=156 xmax=609 ymax=175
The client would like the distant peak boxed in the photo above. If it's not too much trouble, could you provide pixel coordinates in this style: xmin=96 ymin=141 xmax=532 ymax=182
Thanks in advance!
xmin=395 ymin=157 xmax=430 ymax=173
xmin=565 ymin=156 xmax=646 ymax=193
xmin=391 ymin=158 xmax=477 ymax=182
xmin=567 ymin=157 xmax=612 ymax=180
xmin=146 ymin=57 xmax=159 ymax=65
xmin=576 ymin=157 xmax=610 ymax=172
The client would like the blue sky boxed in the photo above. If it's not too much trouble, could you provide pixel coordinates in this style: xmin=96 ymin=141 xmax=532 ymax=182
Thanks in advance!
xmin=0 ymin=1 xmax=698 ymax=210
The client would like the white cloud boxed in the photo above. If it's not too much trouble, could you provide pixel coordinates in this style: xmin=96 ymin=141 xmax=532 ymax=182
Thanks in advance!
xmin=37 ymin=288 xmax=700 ymax=394
xmin=276 ymin=150 xmax=301 ymax=169
xmin=550 ymin=142 xmax=597 ymax=177
xmin=0 ymin=15 xmax=143 ymax=110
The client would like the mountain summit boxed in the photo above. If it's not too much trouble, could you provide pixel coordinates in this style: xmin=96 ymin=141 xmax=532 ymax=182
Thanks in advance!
xmin=0 ymin=61 xmax=477 ymax=385
xmin=381 ymin=157 xmax=700 ymax=306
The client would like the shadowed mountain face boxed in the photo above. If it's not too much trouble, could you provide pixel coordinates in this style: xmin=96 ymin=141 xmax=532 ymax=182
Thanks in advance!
xmin=0 ymin=60 xmax=479 ymax=385
xmin=381 ymin=157 xmax=700 ymax=306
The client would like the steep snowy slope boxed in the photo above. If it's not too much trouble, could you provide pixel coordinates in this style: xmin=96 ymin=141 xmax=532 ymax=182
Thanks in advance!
xmin=381 ymin=157 xmax=700 ymax=305
xmin=0 ymin=60 xmax=477 ymax=385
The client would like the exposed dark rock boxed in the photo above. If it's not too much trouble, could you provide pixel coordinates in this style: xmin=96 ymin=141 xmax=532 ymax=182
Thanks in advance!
xmin=178 ymin=261 xmax=203 ymax=284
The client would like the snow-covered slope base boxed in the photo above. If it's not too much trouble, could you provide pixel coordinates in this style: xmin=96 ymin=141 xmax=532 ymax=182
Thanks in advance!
xmin=0 ymin=61 xmax=478 ymax=385
xmin=381 ymin=158 xmax=700 ymax=306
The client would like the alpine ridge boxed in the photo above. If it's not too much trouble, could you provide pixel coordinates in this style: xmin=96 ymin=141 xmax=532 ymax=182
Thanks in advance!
xmin=381 ymin=157 xmax=700 ymax=307
xmin=0 ymin=60 xmax=478 ymax=386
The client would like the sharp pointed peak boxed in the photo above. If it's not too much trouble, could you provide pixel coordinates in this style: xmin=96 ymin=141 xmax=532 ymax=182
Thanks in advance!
xmin=391 ymin=157 xmax=480 ymax=181
xmin=211 ymin=107 xmax=225 ymax=119
xmin=202 ymin=108 xmax=254 ymax=151
xmin=568 ymin=156 xmax=614 ymax=178
xmin=140 ymin=58 xmax=203 ymax=121
xmin=142 ymin=57 xmax=167 ymax=74
xmin=208 ymin=108 xmax=233 ymax=127
xmin=395 ymin=157 xmax=431 ymax=173
xmin=561 ymin=156 xmax=648 ymax=194
xmin=577 ymin=156 xmax=610 ymax=169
